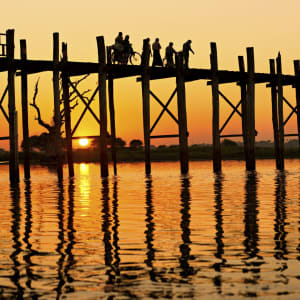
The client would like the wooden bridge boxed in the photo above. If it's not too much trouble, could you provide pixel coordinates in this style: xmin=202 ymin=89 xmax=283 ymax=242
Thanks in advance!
xmin=1 ymin=29 xmax=300 ymax=183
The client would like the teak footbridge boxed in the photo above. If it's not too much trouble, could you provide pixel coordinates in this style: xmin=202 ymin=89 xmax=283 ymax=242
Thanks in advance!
xmin=1 ymin=29 xmax=300 ymax=183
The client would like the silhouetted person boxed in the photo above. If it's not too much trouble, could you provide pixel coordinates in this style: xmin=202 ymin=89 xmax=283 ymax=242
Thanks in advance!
xmin=165 ymin=42 xmax=176 ymax=67
xmin=115 ymin=32 xmax=123 ymax=51
xmin=141 ymin=38 xmax=151 ymax=65
xmin=182 ymin=40 xmax=194 ymax=69
xmin=122 ymin=35 xmax=132 ymax=64
xmin=152 ymin=38 xmax=163 ymax=67
xmin=114 ymin=32 xmax=124 ymax=63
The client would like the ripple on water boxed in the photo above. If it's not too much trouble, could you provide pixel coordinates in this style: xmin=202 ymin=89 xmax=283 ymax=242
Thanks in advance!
xmin=0 ymin=160 xmax=299 ymax=298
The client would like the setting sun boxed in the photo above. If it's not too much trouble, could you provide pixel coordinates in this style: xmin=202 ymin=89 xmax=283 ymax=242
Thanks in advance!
xmin=79 ymin=138 xmax=89 ymax=147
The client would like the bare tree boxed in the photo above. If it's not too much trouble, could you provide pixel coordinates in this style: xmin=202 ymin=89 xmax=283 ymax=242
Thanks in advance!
xmin=29 ymin=74 xmax=91 ymax=152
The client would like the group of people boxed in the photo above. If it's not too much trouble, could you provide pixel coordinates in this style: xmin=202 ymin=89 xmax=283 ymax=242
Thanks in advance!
xmin=113 ymin=32 xmax=134 ymax=64
xmin=113 ymin=32 xmax=195 ymax=68
xmin=150 ymin=38 xmax=194 ymax=69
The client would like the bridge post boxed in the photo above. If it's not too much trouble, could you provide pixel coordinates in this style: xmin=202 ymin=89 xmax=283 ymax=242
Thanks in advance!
xmin=210 ymin=42 xmax=221 ymax=172
xmin=176 ymin=52 xmax=189 ymax=174
xmin=20 ymin=40 xmax=30 ymax=179
xmin=97 ymin=36 xmax=109 ymax=177
xmin=238 ymin=56 xmax=249 ymax=168
xmin=7 ymin=29 xmax=19 ymax=183
xmin=53 ymin=33 xmax=63 ymax=180
xmin=141 ymin=39 xmax=151 ymax=175
xmin=293 ymin=60 xmax=300 ymax=152
xmin=108 ymin=77 xmax=117 ymax=175
xmin=62 ymin=43 xmax=74 ymax=177
xmin=245 ymin=47 xmax=256 ymax=171
xmin=269 ymin=59 xmax=281 ymax=169
xmin=276 ymin=53 xmax=284 ymax=170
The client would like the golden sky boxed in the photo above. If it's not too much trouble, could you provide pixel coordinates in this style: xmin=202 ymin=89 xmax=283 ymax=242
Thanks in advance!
xmin=1 ymin=0 xmax=300 ymax=148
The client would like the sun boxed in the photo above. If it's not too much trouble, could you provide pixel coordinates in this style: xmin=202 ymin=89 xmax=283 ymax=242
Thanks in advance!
xmin=79 ymin=138 xmax=89 ymax=147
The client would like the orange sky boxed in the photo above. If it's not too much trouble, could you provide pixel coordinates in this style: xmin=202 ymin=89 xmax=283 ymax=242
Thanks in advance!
xmin=1 ymin=0 xmax=300 ymax=149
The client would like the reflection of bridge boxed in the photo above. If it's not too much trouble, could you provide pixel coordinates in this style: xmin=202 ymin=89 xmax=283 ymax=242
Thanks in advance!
xmin=1 ymin=29 xmax=300 ymax=182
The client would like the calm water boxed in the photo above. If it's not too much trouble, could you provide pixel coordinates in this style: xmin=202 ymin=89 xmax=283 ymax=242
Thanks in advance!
xmin=0 ymin=160 xmax=300 ymax=299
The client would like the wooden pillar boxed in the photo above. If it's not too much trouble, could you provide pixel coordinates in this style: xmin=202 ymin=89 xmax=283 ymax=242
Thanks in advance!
xmin=176 ymin=53 xmax=189 ymax=174
xmin=61 ymin=43 xmax=74 ymax=177
xmin=7 ymin=29 xmax=19 ymax=183
xmin=108 ymin=77 xmax=117 ymax=175
xmin=97 ymin=36 xmax=109 ymax=177
xmin=245 ymin=47 xmax=256 ymax=171
xmin=53 ymin=32 xmax=63 ymax=180
xmin=210 ymin=42 xmax=221 ymax=172
xmin=141 ymin=39 xmax=151 ymax=175
xmin=270 ymin=59 xmax=281 ymax=169
xmin=293 ymin=60 xmax=300 ymax=152
xmin=276 ymin=53 xmax=284 ymax=169
xmin=238 ymin=56 xmax=249 ymax=166
xmin=20 ymin=39 xmax=30 ymax=179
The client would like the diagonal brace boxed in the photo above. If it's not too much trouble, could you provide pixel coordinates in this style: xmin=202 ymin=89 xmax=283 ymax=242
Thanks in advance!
xmin=219 ymin=99 xmax=242 ymax=134
xmin=150 ymin=89 xmax=178 ymax=134
xmin=0 ymin=85 xmax=8 ymax=122
xmin=282 ymin=96 xmax=298 ymax=126
xmin=68 ymin=79 xmax=100 ymax=125
xmin=71 ymin=85 xmax=99 ymax=136
xmin=218 ymin=90 xmax=242 ymax=118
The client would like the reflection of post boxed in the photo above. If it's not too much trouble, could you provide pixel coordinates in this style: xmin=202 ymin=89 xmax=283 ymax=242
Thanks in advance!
xmin=179 ymin=177 xmax=194 ymax=277
xmin=112 ymin=179 xmax=120 ymax=280
xmin=9 ymin=183 xmax=24 ymax=297
xmin=23 ymin=180 xmax=35 ymax=291
xmin=243 ymin=172 xmax=261 ymax=275
xmin=64 ymin=178 xmax=76 ymax=284
xmin=213 ymin=173 xmax=225 ymax=291
xmin=101 ymin=178 xmax=113 ymax=283
xmin=144 ymin=175 xmax=156 ymax=281
xmin=55 ymin=180 xmax=66 ymax=297
xmin=274 ymin=171 xmax=287 ymax=260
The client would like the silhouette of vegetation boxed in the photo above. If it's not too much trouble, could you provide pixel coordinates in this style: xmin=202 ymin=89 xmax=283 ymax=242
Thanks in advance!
xmin=129 ymin=139 xmax=143 ymax=149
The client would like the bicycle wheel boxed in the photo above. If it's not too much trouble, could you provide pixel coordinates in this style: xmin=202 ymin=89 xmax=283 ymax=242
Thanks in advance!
xmin=129 ymin=52 xmax=142 ymax=65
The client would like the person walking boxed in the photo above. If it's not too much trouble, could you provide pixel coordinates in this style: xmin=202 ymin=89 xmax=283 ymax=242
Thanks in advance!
xmin=165 ymin=42 xmax=176 ymax=67
xmin=152 ymin=38 xmax=163 ymax=67
xmin=182 ymin=40 xmax=194 ymax=69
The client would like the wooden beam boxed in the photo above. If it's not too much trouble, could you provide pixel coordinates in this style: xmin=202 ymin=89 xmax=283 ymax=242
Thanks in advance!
xmin=294 ymin=60 xmax=300 ymax=152
xmin=53 ymin=32 xmax=63 ymax=180
xmin=62 ymin=42 xmax=74 ymax=177
xmin=108 ymin=77 xmax=117 ymax=175
xmin=97 ymin=36 xmax=109 ymax=177
xmin=141 ymin=39 xmax=151 ymax=175
xmin=7 ymin=29 xmax=19 ymax=183
xmin=269 ymin=59 xmax=281 ymax=169
xmin=245 ymin=47 xmax=256 ymax=171
xmin=20 ymin=39 xmax=30 ymax=179
xmin=210 ymin=42 xmax=221 ymax=172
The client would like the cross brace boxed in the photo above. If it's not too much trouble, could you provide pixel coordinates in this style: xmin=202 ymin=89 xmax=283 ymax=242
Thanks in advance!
xmin=68 ymin=80 xmax=100 ymax=136
xmin=149 ymin=88 xmax=178 ymax=134
xmin=218 ymin=90 xmax=257 ymax=136
xmin=0 ymin=85 xmax=8 ymax=122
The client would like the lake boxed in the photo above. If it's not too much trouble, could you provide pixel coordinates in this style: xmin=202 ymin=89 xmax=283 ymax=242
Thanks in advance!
xmin=0 ymin=160 xmax=300 ymax=299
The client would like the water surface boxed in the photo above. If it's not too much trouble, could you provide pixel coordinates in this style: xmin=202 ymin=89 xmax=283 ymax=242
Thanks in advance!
xmin=0 ymin=160 xmax=300 ymax=299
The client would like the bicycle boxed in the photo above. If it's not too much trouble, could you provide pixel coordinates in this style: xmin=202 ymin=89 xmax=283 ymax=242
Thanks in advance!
xmin=108 ymin=45 xmax=142 ymax=65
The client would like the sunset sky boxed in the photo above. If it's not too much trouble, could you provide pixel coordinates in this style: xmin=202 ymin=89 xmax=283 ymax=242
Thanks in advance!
xmin=1 ymin=0 xmax=300 ymax=148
